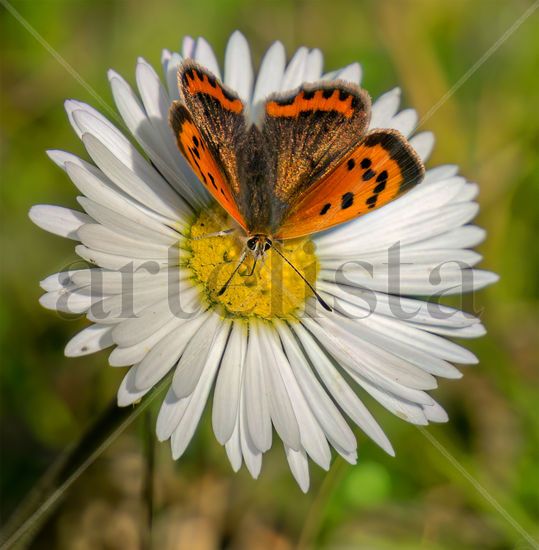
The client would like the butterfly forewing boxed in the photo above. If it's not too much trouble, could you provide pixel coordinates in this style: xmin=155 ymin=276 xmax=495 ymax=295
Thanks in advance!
xmin=169 ymin=102 xmax=246 ymax=228
xmin=275 ymin=129 xmax=425 ymax=239
xmin=169 ymin=61 xmax=248 ymax=228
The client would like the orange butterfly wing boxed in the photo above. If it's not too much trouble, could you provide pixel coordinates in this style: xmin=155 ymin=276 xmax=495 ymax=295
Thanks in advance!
xmin=275 ymin=129 xmax=424 ymax=239
xmin=169 ymin=103 xmax=246 ymax=228
xmin=169 ymin=62 xmax=247 ymax=230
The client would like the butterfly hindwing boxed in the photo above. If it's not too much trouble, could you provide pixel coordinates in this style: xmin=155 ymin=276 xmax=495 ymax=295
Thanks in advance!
xmin=275 ymin=129 xmax=425 ymax=239
xmin=170 ymin=61 xmax=248 ymax=228
xmin=262 ymin=81 xmax=371 ymax=231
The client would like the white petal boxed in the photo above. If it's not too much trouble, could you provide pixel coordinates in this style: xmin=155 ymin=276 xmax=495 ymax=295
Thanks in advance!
xmin=77 ymin=224 xmax=172 ymax=259
xmin=170 ymin=321 xmax=230 ymax=459
xmin=182 ymin=36 xmax=195 ymax=58
xmin=80 ymin=132 xmax=190 ymax=221
xmin=265 ymin=328 xmax=331 ymax=469
xmin=409 ymin=131 xmax=435 ymax=162
xmin=72 ymin=267 xmax=180 ymax=298
xmin=135 ymin=314 xmax=209 ymax=390
xmin=317 ymin=280 xmax=478 ymax=329
xmin=251 ymin=41 xmax=286 ymax=123
xmin=136 ymin=58 xmax=203 ymax=189
xmin=117 ymin=365 xmax=151 ymax=406
xmin=77 ymin=198 xmax=178 ymax=245
xmin=76 ymin=244 xmax=169 ymax=271
xmin=111 ymin=286 xmax=200 ymax=346
xmin=347 ymin=372 xmax=428 ymax=425
xmin=243 ymin=320 xmax=272 ymax=452
xmin=369 ymin=88 xmax=401 ymax=129
xmin=107 ymin=72 xmax=208 ymax=208
xmin=259 ymin=324 xmax=301 ymax=451
xmin=388 ymin=108 xmax=417 ymax=136
xmin=280 ymin=47 xmax=309 ymax=91
xmin=292 ymin=323 xmax=394 ymax=456
xmin=239 ymin=394 xmax=263 ymax=478
xmin=65 ymin=324 xmax=114 ymax=357
xmin=213 ymin=322 xmax=247 ymax=444
xmin=29 ymin=205 xmax=92 ymax=240
xmin=40 ymin=288 xmax=99 ymax=314
xmin=193 ymin=37 xmax=221 ymax=78
xmin=335 ymin=62 xmax=362 ymax=85
xmin=304 ymin=314 xmax=437 ymax=404
xmin=109 ymin=317 xmax=183 ymax=367
xmin=164 ymin=51 xmax=182 ymax=100
xmin=423 ymin=401 xmax=449 ymax=423
xmin=225 ymin=420 xmax=242 ymax=472
xmin=304 ymin=49 xmax=323 ymax=82
xmin=275 ymin=322 xmax=357 ymax=454
xmin=156 ymin=387 xmax=191 ymax=441
xmin=224 ymin=31 xmax=253 ymax=102
xmin=286 ymin=447 xmax=310 ymax=493
xmin=171 ymin=313 xmax=222 ymax=398
xmin=63 ymin=159 xmax=182 ymax=231
xmin=64 ymin=99 xmax=119 ymax=140
xmin=40 ymin=271 xmax=79 ymax=292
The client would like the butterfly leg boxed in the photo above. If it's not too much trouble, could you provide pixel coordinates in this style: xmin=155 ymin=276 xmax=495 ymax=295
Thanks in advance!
xmin=217 ymin=248 xmax=248 ymax=296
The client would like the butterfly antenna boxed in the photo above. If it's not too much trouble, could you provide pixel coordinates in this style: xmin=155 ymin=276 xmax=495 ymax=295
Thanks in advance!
xmin=271 ymin=245 xmax=332 ymax=312
xmin=217 ymin=248 xmax=248 ymax=296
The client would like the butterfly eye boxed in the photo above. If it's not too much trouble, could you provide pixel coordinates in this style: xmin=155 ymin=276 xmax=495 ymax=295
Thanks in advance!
xmin=247 ymin=237 xmax=257 ymax=251
xmin=264 ymin=239 xmax=272 ymax=251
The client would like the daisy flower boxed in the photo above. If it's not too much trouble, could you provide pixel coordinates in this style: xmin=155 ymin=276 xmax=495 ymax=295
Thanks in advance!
xmin=30 ymin=31 xmax=497 ymax=491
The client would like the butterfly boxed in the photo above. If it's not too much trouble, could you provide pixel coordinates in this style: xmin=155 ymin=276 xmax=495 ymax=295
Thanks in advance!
xmin=169 ymin=61 xmax=424 ymax=307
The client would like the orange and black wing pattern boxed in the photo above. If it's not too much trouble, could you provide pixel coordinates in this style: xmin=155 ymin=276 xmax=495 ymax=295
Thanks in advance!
xmin=275 ymin=129 xmax=425 ymax=239
xmin=169 ymin=61 xmax=247 ymax=228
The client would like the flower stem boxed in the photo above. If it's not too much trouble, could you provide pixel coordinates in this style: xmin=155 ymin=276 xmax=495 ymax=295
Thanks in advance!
xmin=0 ymin=378 xmax=169 ymax=549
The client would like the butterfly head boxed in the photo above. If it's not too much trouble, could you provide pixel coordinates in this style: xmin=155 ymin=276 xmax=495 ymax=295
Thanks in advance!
xmin=246 ymin=234 xmax=272 ymax=259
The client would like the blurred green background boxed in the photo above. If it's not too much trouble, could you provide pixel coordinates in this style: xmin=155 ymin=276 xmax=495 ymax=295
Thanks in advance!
xmin=1 ymin=0 xmax=538 ymax=548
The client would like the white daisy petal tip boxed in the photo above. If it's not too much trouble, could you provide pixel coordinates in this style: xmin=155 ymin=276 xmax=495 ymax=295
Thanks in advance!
xmin=31 ymin=32 xmax=497 ymax=491
xmin=107 ymin=68 xmax=120 ymax=81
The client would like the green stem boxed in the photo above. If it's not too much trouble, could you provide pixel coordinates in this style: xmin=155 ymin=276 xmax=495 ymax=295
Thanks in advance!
xmin=0 ymin=377 xmax=168 ymax=550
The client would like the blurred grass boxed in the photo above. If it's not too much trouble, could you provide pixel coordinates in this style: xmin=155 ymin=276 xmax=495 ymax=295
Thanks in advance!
xmin=1 ymin=0 xmax=538 ymax=548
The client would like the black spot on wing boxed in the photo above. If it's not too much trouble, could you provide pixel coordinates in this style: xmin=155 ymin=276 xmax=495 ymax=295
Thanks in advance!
xmin=366 ymin=195 xmax=377 ymax=205
xmin=341 ymin=192 xmax=354 ymax=209
xmin=376 ymin=170 xmax=388 ymax=182
xmin=360 ymin=158 xmax=371 ymax=169
xmin=374 ymin=181 xmax=386 ymax=194
xmin=362 ymin=169 xmax=375 ymax=181
xmin=347 ymin=158 xmax=355 ymax=171
xmin=320 ymin=203 xmax=331 ymax=215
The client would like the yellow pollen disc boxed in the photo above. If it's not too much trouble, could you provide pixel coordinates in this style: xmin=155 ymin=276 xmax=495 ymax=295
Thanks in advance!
xmin=185 ymin=207 xmax=319 ymax=320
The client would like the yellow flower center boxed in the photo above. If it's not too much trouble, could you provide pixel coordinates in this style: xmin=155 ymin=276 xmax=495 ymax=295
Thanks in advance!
xmin=185 ymin=206 xmax=319 ymax=320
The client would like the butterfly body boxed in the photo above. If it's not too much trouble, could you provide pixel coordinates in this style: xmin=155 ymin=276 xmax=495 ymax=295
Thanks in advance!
xmin=171 ymin=61 xmax=424 ymax=247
